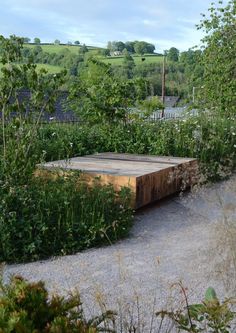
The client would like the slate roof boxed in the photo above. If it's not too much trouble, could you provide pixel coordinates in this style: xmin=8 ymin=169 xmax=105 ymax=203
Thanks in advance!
xmin=158 ymin=96 xmax=180 ymax=108
xmin=3 ymin=90 xmax=79 ymax=123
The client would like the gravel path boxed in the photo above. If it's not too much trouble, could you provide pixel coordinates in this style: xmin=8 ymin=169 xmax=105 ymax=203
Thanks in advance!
xmin=3 ymin=175 xmax=236 ymax=329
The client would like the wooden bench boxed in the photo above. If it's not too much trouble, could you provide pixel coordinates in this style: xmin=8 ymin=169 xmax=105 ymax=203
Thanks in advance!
xmin=38 ymin=153 xmax=198 ymax=209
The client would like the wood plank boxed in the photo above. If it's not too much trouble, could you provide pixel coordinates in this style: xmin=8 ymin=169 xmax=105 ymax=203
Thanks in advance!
xmin=87 ymin=152 xmax=195 ymax=164
xmin=38 ymin=153 xmax=199 ymax=209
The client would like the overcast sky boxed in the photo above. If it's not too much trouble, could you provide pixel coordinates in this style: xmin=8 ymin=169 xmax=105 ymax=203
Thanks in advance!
xmin=0 ymin=0 xmax=213 ymax=52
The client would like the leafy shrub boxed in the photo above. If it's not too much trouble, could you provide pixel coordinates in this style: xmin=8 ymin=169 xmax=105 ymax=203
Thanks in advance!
xmin=156 ymin=285 xmax=236 ymax=333
xmin=0 ymin=36 xmax=133 ymax=265
xmin=1 ymin=277 xmax=236 ymax=333
xmin=0 ymin=174 xmax=133 ymax=263
xmin=0 ymin=275 xmax=115 ymax=332
xmin=38 ymin=114 xmax=236 ymax=181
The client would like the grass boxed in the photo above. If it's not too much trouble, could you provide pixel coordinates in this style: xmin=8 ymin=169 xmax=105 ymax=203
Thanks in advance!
xmin=36 ymin=63 xmax=64 ymax=73
xmin=24 ymin=43 xmax=81 ymax=54
xmin=0 ymin=63 xmax=63 ymax=75
xmin=101 ymin=54 xmax=163 ymax=66
xmin=23 ymin=43 xmax=101 ymax=54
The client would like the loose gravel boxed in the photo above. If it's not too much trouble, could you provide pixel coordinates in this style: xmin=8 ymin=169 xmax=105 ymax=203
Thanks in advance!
xmin=3 ymin=175 xmax=236 ymax=330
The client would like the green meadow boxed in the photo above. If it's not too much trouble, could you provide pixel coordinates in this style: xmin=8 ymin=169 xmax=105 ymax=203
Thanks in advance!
xmin=0 ymin=63 xmax=62 ymax=75
xmin=35 ymin=63 xmax=63 ymax=73
xmin=101 ymin=54 xmax=163 ymax=65
xmin=24 ymin=43 xmax=100 ymax=54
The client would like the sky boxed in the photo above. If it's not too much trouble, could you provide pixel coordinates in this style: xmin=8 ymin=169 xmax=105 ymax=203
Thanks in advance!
xmin=0 ymin=0 xmax=213 ymax=52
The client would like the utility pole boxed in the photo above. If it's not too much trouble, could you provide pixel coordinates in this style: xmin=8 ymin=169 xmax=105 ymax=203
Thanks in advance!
xmin=192 ymin=86 xmax=195 ymax=104
xmin=161 ymin=54 xmax=166 ymax=118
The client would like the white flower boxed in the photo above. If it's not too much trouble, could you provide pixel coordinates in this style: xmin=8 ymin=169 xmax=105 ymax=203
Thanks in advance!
xmin=232 ymin=132 xmax=236 ymax=136
xmin=69 ymin=142 xmax=73 ymax=147
xmin=193 ymin=130 xmax=202 ymax=140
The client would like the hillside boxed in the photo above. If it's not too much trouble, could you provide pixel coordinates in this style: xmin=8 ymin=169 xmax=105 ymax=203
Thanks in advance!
xmin=0 ymin=63 xmax=62 ymax=75
xmin=20 ymin=43 xmax=201 ymax=97
xmin=24 ymin=43 xmax=100 ymax=54
xmin=23 ymin=43 xmax=163 ymax=66
xmin=101 ymin=54 xmax=163 ymax=65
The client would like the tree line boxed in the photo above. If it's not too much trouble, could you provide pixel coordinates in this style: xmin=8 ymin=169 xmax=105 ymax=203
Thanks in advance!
xmin=107 ymin=40 xmax=156 ymax=55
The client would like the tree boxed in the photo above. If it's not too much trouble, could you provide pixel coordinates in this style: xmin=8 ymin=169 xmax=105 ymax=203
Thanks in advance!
xmin=107 ymin=41 xmax=125 ymax=52
xmin=125 ymin=41 xmax=135 ymax=53
xmin=34 ymin=37 xmax=41 ymax=44
xmin=23 ymin=37 xmax=31 ymax=43
xmin=134 ymin=41 xmax=146 ymax=55
xmin=54 ymin=39 xmax=60 ymax=45
xmin=32 ymin=45 xmax=43 ymax=56
xmin=122 ymin=49 xmax=135 ymax=78
xmin=79 ymin=44 xmax=88 ymax=54
xmin=139 ymin=96 xmax=164 ymax=118
xmin=69 ymin=58 xmax=148 ymax=123
xmin=197 ymin=0 xmax=236 ymax=115
xmin=180 ymin=49 xmax=196 ymax=65
xmin=115 ymin=41 xmax=125 ymax=52
xmin=0 ymin=35 xmax=66 ymax=183
xmin=100 ymin=48 xmax=110 ymax=56
xmin=107 ymin=41 xmax=113 ymax=51
xmin=167 ymin=47 xmax=179 ymax=62
xmin=74 ymin=40 xmax=80 ymax=45
xmin=134 ymin=41 xmax=155 ymax=55
xmin=145 ymin=43 xmax=155 ymax=54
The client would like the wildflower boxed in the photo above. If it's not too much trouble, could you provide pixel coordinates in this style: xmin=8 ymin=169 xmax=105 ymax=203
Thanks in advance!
xmin=193 ymin=130 xmax=202 ymax=140
xmin=232 ymin=132 xmax=235 ymax=136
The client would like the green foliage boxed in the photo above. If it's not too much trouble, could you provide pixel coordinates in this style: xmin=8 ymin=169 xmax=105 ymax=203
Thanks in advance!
xmin=2 ymin=278 xmax=236 ymax=333
xmin=107 ymin=40 xmax=155 ymax=54
xmin=37 ymin=114 xmax=236 ymax=181
xmin=138 ymin=96 xmax=164 ymax=118
xmin=157 ymin=286 xmax=235 ymax=333
xmin=0 ymin=36 xmax=133 ymax=264
xmin=167 ymin=47 xmax=179 ymax=62
xmin=34 ymin=37 xmax=41 ymax=44
xmin=197 ymin=0 xmax=236 ymax=116
xmin=79 ymin=44 xmax=89 ymax=54
xmin=0 ymin=35 xmax=66 ymax=184
xmin=0 ymin=174 xmax=133 ymax=263
xmin=0 ymin=276 xmax=116 ymax=332
xmin=23 ymin=37 xmax=30 ymax=43
xmin=69 ymin=58 xmax=149 ymax=123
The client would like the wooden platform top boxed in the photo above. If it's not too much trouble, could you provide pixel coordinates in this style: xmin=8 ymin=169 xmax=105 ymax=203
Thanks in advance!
xmin=40 ymin=153 xmax=197 ymax=177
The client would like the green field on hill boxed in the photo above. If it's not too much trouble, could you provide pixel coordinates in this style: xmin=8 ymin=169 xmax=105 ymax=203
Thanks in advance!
xmin=24 ymin=44 xmax=81 ymax=54
xmin=0 ymin=63 xmax=62 ymax=75
xmin=35 ymin=63 xmax=63 ymax=73
xmin=23 ymin=44 xmax=163 ymax=65
xmin=23 ymin=43 xmax=100 ymax=54
xmin=101 ymin=54 xmax=163 ymax=65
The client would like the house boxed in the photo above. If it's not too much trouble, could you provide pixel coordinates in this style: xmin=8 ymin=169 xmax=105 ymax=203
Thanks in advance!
xmin=3 ymin=90 xmax=79 ymax=123
xmin=113 ymin=51 xmax=122 ymax=56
